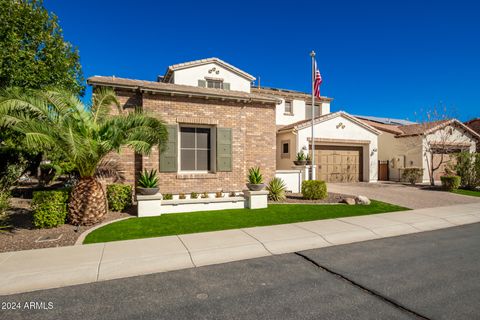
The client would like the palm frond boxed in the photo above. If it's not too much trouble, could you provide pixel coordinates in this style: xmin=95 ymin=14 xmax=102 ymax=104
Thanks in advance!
xmin=91 ymin=88 xmax=121 ymax=124
xmin=95 ymin=158 xmax=125 ymax=182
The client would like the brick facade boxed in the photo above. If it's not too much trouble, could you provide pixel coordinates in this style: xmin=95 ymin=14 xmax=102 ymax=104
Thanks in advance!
xmin=113 ymin=90 xmax=276 ymax=194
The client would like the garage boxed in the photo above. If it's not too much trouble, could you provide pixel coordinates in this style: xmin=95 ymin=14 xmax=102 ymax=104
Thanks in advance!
xmin=314 ymin=145 xmax=363 ymax=182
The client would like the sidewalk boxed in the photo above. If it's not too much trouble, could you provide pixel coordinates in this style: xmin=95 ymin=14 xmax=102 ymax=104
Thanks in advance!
xmin=1 ymin=202 xmax=480 ymax=295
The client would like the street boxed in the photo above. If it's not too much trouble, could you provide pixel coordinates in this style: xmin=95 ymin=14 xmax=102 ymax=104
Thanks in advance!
xmin=1 ymin=223 xmax=479 ymax=320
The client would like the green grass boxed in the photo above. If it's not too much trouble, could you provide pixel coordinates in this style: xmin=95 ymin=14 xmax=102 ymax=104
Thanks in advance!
xmin=452 ymin=188 xmax=480 ymax=197
xmin=84 ymin=200 xmax=409 ymax=244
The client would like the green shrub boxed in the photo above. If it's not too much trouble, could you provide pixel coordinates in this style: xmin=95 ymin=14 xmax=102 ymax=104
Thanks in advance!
xmin=107 ymin=184 xmax=132 ymax=212
xmin=454 ymin=152 xmax=480 ymax=189
xmin=267 ymin=178 xmax=287 ymax=201
xmin=190 ymin=192 xmax=198 ymax=199
xmin=401 ymin=167 xmax=424 ymax=185
xmin=247 ymin=167 xmax=264 ymax=184
xmin=301 ymin=180 xmax=327 ymax=200
xmin=32 ymin=189 xmax=70 ymax=228
xmin=0 ymin=191 xmax=11 ymax=232
xmin=163 ymin=193 xmax=173 ymax=200
xmin=441 ymin=175 xmax=461 ymax=191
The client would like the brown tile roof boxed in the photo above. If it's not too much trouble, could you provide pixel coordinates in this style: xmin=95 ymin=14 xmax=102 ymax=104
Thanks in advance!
xmin=465 ymin=118 xmax=480 ymax=134
xmin=396 ymin=119 xmax=452 ymax=137
xmin=87 ymin=76 xmax=279 ymax=104
xmin=251 ymin=87 xmax=333 ymax=103
xmin=355 ymin=118 xmax=404 ymax=135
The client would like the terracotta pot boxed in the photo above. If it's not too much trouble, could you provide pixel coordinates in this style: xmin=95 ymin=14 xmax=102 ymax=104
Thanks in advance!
xmin=136 ymin=187 xmax=159 ymax=195
xmin=246 ymin=183 xmax=265 ymax=191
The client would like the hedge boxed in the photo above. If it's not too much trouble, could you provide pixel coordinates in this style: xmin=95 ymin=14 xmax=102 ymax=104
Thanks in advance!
xmin=32 ymin=189 xmax=70 ymax=228
xmin=301 ymin=180 xmax=327 ymax=200
xmin=441 ymin=176 xmax=461 ymax=191
xmin=107 ymin=184 xmax=132 ymax=212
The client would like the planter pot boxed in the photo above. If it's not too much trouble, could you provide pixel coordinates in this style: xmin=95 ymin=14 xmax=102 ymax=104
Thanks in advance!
xmin=136 ymin=187 xmax=159 ymax=195
xmin=293 ymin=160 xmax=307 ymax=166
xmin=306 ymin=160 xmax=312 ymax=165
xmin=246 ymin=183 xmax=265 ymax=191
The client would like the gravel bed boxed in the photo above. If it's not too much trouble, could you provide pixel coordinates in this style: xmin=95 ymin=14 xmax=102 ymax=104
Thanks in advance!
xmin=0 ymin=197 xmax=132 ymax=253
xmin=269 ymin=192 xmax=354 ymax=204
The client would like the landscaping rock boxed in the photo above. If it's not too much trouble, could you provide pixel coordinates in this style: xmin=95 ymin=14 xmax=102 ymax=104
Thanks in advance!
xmin=342 ymin=198 xmax=356 ymax=205
xmin=355 ymin=195 xmax=371 ymax=205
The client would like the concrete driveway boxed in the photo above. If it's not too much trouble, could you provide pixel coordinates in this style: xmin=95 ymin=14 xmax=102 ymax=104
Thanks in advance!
xmin=328 ymin=182 xmax=480 ymax=209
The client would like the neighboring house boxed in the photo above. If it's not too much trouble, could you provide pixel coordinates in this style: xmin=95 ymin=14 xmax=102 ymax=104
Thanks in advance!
xmin=357 ymin=116 xmax=479 ymax=183
xmin=88 ymin=58 xmax=278 ymax=194
xmin=465 ymin=118 xmax=480 ymax=151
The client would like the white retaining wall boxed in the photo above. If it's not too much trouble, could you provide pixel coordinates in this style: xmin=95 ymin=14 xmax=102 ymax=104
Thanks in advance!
xmin=276 ymin=170 xmax=302 ymax=193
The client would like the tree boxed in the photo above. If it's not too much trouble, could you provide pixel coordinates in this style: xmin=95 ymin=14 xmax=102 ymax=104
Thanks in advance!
xmin=0 ymin=87 xmax=168 ymax=225
xmin=0 ymin=0 xmax=84 ymax=95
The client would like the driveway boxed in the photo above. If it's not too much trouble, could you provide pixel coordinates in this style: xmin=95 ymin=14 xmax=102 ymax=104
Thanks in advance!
xmin=2 ymin=224 xmax=479 ymax=320
xmin=328 ymin=182 xmax=480 ymax=209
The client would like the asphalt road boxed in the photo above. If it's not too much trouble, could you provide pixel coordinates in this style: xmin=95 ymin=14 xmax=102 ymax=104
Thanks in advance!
xmin=1 ymin=223 xmax=479 ymax=320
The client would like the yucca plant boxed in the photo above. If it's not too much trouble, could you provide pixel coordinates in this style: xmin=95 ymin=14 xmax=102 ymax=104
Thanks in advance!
xmin=266 ymin=177 xmax=287 ymax=201
xmin=247 ymin=167 xmax=264 ymax=184
xmin=0 ymin=87 xmax=168 ymax=225
xmin=138 ymin=169 xmax=159 ymax=188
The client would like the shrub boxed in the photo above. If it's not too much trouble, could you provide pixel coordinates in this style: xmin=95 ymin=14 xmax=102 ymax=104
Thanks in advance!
xmin=179 ymin=193 xmax=186 ymax=200
xmin=32 ymin=189 xmax=70 ymax=228
xmin=441 ymin=175 xmax=461 ymax=191
xmin=107 ymin=184 xmax=132 ymax=212
xmin=301 ymin=180 xmax=327 ymax=200
xmin=163 ymin=193 xmax=173 ymax=200
xmin=0 ymin=191 xmax=11 ymax=232
xmin=190 ymin=192 xmax=198 ymax=199
xmin=39 ymin=163 xmax=63 ymax=186
xmin=267 ymin=177 xmax=287 ymax=201
xmin=247 ymin=167 xmax=264 ymax=184
xmin=454 ymin=152 xmax=480 ymax=189
xmin=201 ymin=192 xmax=209 ymax=198
xmin=138 ymin=169 xmax=159 ymax=188
xmin=215 ymin=191 xmax=224 ymax=198
xmin=401 ymin=167 xmax=424 ymax=185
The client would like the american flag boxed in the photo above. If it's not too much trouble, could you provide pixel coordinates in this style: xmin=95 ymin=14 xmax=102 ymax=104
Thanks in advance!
xmin=314 ymin=60 xmax=322 ymax=98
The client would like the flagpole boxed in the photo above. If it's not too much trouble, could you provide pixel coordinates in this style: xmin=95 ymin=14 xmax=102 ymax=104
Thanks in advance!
xmin=310 ymin=50 xmax=315 ymax=180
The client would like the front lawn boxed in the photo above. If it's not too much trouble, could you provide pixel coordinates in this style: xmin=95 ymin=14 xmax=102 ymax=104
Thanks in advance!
xmin=84 ymin=201 xmax=409 ymax=244
xmin=452 ymin=188 xmax=480 ymax=197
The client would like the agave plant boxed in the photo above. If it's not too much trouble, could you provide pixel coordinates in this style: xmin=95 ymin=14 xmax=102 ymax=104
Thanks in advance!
xmin=266 ymin=177 xmax=287 ymax=201
xmin=138 ymin=169 xmax=159 ymax=188
xmin=0 ymin=87 xmax=168 ymax=225
xmin=247 ymin=167 xmax=264 ymax=184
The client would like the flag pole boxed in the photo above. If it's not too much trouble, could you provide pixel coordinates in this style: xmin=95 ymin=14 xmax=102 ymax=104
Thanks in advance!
xmin=310 ymin=50 xmax=316 ymax=180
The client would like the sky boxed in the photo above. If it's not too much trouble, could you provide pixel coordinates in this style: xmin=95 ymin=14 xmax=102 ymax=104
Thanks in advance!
xmin=44 ymin=0 xmax=480 ymax=121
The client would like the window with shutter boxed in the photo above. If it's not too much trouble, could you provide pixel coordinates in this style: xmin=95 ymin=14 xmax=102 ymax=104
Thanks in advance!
xmin=160 ymin=125 xmax=178 ymax=172
xmin=198 ymin=80 xmax=206 ymax=87
xmin=223 ymin=83 xmax=230 ymax=90
xmin=216 ymin=128 xmax=232 ymax=172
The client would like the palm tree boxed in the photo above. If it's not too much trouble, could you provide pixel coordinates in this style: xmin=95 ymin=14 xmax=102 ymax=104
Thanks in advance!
xmin=0 ymin=87 xmax=168 ymax=225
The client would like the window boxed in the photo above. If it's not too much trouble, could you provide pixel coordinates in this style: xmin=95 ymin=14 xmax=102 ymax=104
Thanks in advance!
xmin=180 ymin=127 xmax=211 ymax=171
xmin=207 ymin=79 xmax=223 ymax=89
xmin=284 ymin=100 xmax=293 ymax=114
xmin=306 ymin=103 xmax=321 ymax=119
xmin=281 ymin=140 xmax=290 ymax=158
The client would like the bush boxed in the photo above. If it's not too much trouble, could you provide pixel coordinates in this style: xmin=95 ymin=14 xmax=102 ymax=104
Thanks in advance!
xmin=440 ymin=175 xmax=461 ymax=191
xmin=107 ymin=184 xmax=132 ymax=212
xmin=454 ymin=152 xmax=480 ymax=189
xmin=267 ymin=177 xmax=287 ymax=201
xmin=301 ymin=180 xmax=327 ymax=200
xmin=0 ymin=191 xmax=11 ymax=232
xmin=190 ymin=192 xmax=198 ymax=199
xmin=401 ymin=167 xmax=424 ymax=185
xmin=163 ymin=193 xmax=173 ymax=200
xmin=32 ymin=189 xmax=70 ymax=228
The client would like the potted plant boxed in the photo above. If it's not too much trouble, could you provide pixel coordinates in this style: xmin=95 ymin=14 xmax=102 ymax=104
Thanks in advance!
xmin=246 ymin=167 xmax=265 ymax=191
xmin=136 ymin=169 xmax=159 ymax=195
xmin=305 ymin=153 xmax=312 ymax=165
xmin=293 ymin=151 xmax=307 ymax=166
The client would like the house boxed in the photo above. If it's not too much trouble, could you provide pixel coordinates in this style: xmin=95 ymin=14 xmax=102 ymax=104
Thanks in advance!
xmin=356 ymin=116 xmax=479 ymax=183
xmin=88 ymin=58 xmax=279 ymax=194
xmin=465 ymin=118 xmax=480 ymax=151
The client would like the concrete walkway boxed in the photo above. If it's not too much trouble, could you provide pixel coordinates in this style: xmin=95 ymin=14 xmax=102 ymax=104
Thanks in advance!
xmin=328 ymin=182 xmax=480 ymax=209
xmin=1 ymin=202 xmax=480 ymax=295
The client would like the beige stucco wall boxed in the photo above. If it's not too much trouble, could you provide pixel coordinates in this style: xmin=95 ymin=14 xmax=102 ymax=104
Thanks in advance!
xmin=276 ymin=131 xmax=297 ymax=170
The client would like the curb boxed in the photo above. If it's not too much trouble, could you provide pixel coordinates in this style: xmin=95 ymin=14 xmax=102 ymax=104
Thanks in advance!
xmin=74 ymin=217 xmax=133 ymax=245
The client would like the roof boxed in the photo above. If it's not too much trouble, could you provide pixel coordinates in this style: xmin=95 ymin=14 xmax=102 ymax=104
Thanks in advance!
xmin=465 ymin=118 xmax=480 ymax=134
xmin=162 ymin=58 xmax=256 ymax=83
xmin=354 ymin=115 xmax=416 ymax=126
xmin=277 ymin=111 xmax=381 ymax=135
xmin=356 ymin=118 xmax=404 ymax=135
xmin=87 ymin=76 xmax=279 ymax=104
xmin=251 ymin=86 xmax=333 ymax=103
xmin=397 ymin=119 xmax=480 ymax=140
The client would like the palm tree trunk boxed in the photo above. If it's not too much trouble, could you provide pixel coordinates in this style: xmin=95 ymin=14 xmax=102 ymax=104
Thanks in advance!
xmin=68 ymin=177 xmax=107 ymax=225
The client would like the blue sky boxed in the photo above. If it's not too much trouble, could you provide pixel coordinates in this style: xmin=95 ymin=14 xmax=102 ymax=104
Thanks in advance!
xmin=45 ymin=0 xmax=479 ymax=121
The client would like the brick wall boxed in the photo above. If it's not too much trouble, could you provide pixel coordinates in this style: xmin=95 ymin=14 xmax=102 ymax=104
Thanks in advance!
xmin=112 ymin=90 xmax=276 ymax=194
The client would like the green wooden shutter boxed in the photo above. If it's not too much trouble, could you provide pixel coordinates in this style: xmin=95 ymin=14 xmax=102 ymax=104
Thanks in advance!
xmin=223 ymin=82 xmax=230 ymax=90
xmin=160 ymin=125 xmax=177 ymax=172
xmin=216 ymin=128 xmax=232 ymax=172
xmin=198 ymin=80 xmax=206 ymax=87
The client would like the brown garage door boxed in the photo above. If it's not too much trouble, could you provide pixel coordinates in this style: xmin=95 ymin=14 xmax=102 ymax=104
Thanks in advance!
xmin=313 ymin=146 xmax=363 ymax=182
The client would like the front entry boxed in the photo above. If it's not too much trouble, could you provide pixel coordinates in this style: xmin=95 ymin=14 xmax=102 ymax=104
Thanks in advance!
xmin=313 ymin=145 xmax=363 ymax=182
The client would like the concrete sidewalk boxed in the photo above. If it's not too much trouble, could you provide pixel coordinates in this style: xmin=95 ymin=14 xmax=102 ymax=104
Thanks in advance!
xmin=1 ymin=202 xmax=480 ymax=295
